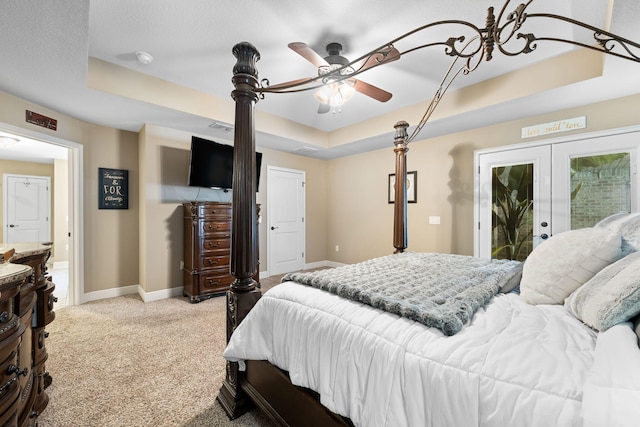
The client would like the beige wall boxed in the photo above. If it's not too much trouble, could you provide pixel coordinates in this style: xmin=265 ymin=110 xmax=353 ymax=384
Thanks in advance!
xmin=138 ymin=124 xmax=328 ymax=295
xmin=0 ymin=90 xmax=139 ymax=295
xmin=85 ymin=124 xmax=139 ymax=293
xmin=326 ymin=92 xmax=640 ymax=264
xmin=2 ymin=85 xmax=640 ymax=300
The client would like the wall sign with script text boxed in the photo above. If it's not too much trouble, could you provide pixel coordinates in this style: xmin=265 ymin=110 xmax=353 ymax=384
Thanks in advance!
xmin=99 ymin=168 xmax=129 ymax=209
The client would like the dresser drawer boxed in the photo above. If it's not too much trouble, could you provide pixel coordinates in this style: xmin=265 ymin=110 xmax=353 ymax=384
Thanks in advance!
xmin=202 ymin=237 xmax=231 ymax=251
xmin=199 ymin=220 xmax=231 ymax=236
xmin=199 ymin=270 xmax=234 ymax=293
xmin=201 ymin=253 xmax=231 ymax=268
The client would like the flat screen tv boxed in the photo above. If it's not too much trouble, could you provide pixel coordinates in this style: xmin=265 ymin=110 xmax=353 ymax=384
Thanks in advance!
xmin=188 ymin=136 xmax=262 ymax=191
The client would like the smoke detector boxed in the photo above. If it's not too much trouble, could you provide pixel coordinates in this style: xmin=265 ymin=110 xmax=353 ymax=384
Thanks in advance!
xmin=135 ymin=51 xmax=154 ymax=65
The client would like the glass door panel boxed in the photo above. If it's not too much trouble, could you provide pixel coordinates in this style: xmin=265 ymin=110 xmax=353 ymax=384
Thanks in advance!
xmin=477 ymin=145 xmax=551 ymax=260
xmin=491 ymin=164 xmax=534 ymax=261
xmin=570 ymin=153 xmax=630 ymax=229
xmin=552 ymin=131 xmax=639 ymax=234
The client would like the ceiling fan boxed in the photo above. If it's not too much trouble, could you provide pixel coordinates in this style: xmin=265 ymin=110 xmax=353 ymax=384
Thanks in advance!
xmin=287 ymin=41 xmax=400 ymax=113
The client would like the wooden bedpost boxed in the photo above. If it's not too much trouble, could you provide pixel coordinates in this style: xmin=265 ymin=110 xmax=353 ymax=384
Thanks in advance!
xmin=393 ymin=121 xmax=409 ymax=253
xmin=217 ymin=41 xmax=262 ymax=419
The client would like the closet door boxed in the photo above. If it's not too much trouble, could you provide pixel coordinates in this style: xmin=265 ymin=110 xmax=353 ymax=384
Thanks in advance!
xmin=477 ymin=145 xmax=551 ymax=260
xmin=551 ymin=132 xmax=639 ymax=233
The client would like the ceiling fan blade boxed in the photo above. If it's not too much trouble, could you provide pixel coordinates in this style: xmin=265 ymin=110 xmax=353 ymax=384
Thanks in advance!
xmin=317 ymin=103 xmax=330 ymax=114
xmin=266 ymin=77 xmax=313 ymax=90
xmin=288 ymin=42 xmax=329 ymax=68
xmin=353 ymin=79 xmax=392 ymax=102
xmin=356 ymin=46 xmax=401 ymax=72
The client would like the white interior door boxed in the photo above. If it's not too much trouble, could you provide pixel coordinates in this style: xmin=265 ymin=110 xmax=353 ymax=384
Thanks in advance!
xmin=3 ymin=174 xmax=51 ymax=243
xmin=267 ymin=166 xmax=305 ymax=276
xmin=476 ymin=145 xmax=551 ymax=260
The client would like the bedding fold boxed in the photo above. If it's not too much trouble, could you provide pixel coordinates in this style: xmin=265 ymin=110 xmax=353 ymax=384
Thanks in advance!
xmin=282 ymin=252 xmax=522 ymax=335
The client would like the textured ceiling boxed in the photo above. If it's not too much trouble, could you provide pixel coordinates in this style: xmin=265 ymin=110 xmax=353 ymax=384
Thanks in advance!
xmin=1 ymin=0 xmax=640 ymax=162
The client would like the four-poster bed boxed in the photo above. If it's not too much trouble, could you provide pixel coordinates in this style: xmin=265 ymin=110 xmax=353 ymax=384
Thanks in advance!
xmin=216 ymin=2 xmax=640 ymax=425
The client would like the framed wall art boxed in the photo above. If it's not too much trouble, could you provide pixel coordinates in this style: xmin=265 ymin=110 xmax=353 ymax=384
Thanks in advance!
xmin=388 ymin=171 xmax=417 ymax=204
xmin=99 ymin=167 xmax=129 ymax=209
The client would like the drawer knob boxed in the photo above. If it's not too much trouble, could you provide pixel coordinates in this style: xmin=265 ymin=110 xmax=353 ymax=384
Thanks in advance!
xmin=7 ymin=364 xmax=28 ymax=377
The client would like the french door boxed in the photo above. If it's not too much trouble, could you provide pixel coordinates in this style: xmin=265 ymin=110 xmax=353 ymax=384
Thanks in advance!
xmin=476 ymin=129 xmax=639 ymax=260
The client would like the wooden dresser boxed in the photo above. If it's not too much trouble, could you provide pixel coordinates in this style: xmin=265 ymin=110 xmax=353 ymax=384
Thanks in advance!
xmin=0 ymin=243 xmax=55 ymax=426
xmin=183 ymin=202 xmax=259 ymax=303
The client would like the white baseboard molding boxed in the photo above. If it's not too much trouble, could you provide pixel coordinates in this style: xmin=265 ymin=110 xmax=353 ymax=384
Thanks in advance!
xmin=80 ymin=259 xmax=345 ymax=304
xmin=139 ymin=285 xmax=184 ymax=302
xmin=80 ymin=284 xmax=139 ymax=304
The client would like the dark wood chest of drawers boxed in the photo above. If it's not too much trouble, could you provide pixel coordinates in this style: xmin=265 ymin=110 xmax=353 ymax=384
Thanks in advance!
xmin=182 ymin=202 xmax=259 ymax=303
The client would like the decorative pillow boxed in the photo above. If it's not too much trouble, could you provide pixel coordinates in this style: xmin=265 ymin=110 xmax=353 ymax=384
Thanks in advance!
xmin=565 ymin=251 xmax=640 ymax=331
xmin=520 ymin=228 xmax=622 ymax=305
xmin=595 ymin=212 xmax=640 ymax=257
xmin=498 ymin=263 xmax=522 ymax=293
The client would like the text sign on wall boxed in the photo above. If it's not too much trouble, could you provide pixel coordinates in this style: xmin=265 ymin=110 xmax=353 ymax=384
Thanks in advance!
xmin=521 ymin=116 xmax=586 ymax=139
xmin=99 ymin=168 xmax=129 ymax=210
xmin=25 ymin=110 xmax=57 ymax=131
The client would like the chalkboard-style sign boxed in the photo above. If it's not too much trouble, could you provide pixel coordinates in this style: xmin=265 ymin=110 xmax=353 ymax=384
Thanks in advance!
xmin=99 ymin=168 xmax=129 ymax=209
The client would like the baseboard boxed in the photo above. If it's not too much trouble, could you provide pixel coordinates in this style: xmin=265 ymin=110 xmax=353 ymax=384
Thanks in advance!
xmin=79 ymin=260 xmax=345 ymax=303
xmin=80 ymin=284 xmax=139 ymax=304
xmin=139 ymin=285 xmax=184 ymax=302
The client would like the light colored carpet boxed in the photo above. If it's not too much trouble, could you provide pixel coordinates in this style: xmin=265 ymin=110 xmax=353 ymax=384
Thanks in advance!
xmin=37 ymin=276 xmax=285 ymax=427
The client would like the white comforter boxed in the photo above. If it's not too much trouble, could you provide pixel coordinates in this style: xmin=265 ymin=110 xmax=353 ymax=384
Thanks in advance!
xmin=223 ymin=282 xmax=640 ymax=427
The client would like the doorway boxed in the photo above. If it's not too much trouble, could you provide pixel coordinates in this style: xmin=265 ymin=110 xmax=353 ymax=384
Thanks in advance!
xmin=0 ymin=124 xmax=82 ymax=307
xmin=475 ymin=127 xmax=640 ymax=260
xmin=267 ymin=166 xmax=306 ymax=276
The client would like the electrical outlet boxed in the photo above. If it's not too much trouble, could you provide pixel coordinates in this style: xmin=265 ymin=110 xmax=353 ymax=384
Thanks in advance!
xmin=179 ymin=260 xmax=184 ymax=270
xmin=335 ymin=245 xmax=340 ymax=252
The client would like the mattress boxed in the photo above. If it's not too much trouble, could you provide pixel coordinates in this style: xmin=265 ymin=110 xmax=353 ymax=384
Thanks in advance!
xmin=224 ymin=282 xmax=640 ymax=427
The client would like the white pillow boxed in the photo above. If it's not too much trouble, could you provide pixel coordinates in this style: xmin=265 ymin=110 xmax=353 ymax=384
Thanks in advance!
xmin=520 ymin=228 xmax=622 ymax=305
xmin=595 ymin=212 xmax=640 ymax=257
xmin=566 ymin=251 xmax=640 ymax=331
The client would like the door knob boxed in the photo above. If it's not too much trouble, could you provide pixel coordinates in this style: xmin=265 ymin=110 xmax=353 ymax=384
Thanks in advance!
xmin=540 ymin=233 xmax=549 ymax=240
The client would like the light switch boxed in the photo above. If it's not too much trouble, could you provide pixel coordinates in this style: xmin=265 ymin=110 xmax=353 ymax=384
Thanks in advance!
xmin=429 ymin=216 xmax=441 ymax=225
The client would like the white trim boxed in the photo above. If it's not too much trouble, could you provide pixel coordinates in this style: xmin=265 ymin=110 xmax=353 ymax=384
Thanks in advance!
xmin=0 ymin=122 xmax=83 ymax=307
xmin=477 ymin=124 xmax=640 ymax=157
xmin=474 ymin=124 xmax=640 ymax=257
xmin=80 ymin=284 xmax=139 ymax=304
xmin=138 ymin=285 xmax=184 ymax=302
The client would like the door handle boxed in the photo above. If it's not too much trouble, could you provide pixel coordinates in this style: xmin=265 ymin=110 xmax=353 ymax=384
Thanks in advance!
xmin=8 ymin=224 xmax=16 ymax=228
xmin=270 ymin=226 xmax=278 ymax=230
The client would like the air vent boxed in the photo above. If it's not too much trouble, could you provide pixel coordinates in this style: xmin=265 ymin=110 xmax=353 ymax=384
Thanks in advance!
xmin=209 ymin=122 xmax=233 ymax=132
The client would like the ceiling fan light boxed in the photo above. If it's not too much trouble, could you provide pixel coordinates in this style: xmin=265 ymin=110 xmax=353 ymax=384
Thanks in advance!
xmin=314 ymin=79 xmax=356 ymax=107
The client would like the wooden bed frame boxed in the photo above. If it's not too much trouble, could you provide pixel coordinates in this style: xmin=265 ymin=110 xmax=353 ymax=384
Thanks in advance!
xmin=215 ymin=42 xmax=411 ymax=425
xmin=216 ymin=17 xmax=640 ymax=421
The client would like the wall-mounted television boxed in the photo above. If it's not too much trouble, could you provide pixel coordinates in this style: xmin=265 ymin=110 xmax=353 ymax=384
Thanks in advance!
xmin=188 ymin=136 xmax=262 ymax=191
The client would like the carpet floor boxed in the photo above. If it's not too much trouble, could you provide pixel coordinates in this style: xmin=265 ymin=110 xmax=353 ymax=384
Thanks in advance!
xmin=37 ymin=276 xmax=286 ymax=426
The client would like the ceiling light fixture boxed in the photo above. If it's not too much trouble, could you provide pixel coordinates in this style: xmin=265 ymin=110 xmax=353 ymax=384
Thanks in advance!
xmin=135 ymin=51 xmax=154 ymax=65
xmin=259 ymin=0 xmax=640 ymax=139
xmin=0 ymin=136 xmax=20 ymax=148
